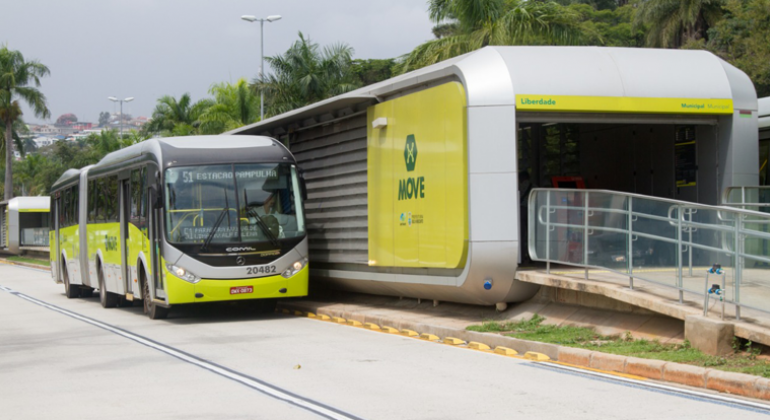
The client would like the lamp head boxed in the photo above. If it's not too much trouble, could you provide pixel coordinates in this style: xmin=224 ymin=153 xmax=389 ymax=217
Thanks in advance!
xmin=241 ymin=15 xmax=257 ymax=22
xmin=124 ymin=97 xmax=134 ymax=102
xmin=108 ymin=96 xmax=118 ymax=102
xmin=266 ymin=15 xmax=281 ymax=22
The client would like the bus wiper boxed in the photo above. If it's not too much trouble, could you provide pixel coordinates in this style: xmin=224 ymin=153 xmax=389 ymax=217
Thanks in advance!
xmin=244 ymin=190 xmax=280 ymax=248
xmin=201 ymin=189 xmax=230 ymax=252
xmin=246 ymin=207 xmax=280 ymax=248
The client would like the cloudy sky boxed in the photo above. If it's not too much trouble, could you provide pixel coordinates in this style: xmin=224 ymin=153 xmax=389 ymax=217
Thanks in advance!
xmin=1 ymin=0 xmax=434 ymax=124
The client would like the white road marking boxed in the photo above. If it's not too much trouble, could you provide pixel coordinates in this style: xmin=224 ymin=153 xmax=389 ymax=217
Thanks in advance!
xmin=1 ymin=285 xmax=365 ymax=420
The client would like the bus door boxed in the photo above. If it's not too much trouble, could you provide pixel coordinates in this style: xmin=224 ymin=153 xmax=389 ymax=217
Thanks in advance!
xmin=147 ymin=167 xmax=165 ymax=298
xmin=52 ymin=192 xmax=61 ymax=282
xmin=119 ymin=176 xmax=132 ymax=295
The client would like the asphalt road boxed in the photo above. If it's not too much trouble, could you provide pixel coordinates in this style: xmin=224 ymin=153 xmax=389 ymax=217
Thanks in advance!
xmin=2 ymin=263 xmax=770 ymax=420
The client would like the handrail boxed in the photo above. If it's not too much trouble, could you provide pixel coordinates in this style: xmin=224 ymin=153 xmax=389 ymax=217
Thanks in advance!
xmin=528 ymin=188 xmax=770 ymax=320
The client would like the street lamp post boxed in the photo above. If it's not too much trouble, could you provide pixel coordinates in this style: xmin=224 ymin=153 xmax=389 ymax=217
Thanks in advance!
xmin=108 ymin=96 xmax=134 ymax=137
xmin=241 ymin=14 xmax=281 ymax=121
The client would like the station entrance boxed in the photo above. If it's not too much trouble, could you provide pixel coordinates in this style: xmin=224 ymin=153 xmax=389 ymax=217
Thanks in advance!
xmin=517 ymin=114 xmax=721 ymax=205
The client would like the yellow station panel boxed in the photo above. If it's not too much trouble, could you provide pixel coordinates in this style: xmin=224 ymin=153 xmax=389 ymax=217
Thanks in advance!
xmin=515 ymin=94 xmax=734 ymax=115
xmin=367 ymin=82 xmax=468 ymax=269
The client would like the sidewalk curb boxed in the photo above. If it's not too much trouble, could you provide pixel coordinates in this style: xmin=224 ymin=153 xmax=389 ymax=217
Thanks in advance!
xmin=278 ymin=300 xmax=770 ymax=402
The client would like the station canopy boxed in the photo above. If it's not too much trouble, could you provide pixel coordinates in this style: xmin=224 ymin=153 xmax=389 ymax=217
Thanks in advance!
xmin=231 ymin=46 xmax=757 ymax=136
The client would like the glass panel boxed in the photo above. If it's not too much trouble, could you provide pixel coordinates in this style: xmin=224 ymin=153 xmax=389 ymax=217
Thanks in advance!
xmin=165 ymin=164 xmax=238 ymax=244
xmin=236 ymin=163 xmax=305 ymax=241
xmin=164 ymin=163 xmax=305 ymax=245
xmin=21 ymin=228 xmax=49 ymax=246
xmin=529 ymin=188 xmax=770 ymax=314
xmin=88 ymin=180 xmax=96 ymax=222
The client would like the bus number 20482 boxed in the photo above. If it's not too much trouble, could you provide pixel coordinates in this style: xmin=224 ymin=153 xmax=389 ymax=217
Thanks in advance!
xmin=247 ymin=266 xmax=276 ymax=275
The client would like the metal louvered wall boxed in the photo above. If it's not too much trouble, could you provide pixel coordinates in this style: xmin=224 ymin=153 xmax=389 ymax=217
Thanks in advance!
xmin=288 ymin=113 xmax=369 ymax=269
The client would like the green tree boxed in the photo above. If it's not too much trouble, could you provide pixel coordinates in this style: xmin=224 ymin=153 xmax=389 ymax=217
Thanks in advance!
xmin=256 ymin=32 xmax=360 ymax=116
xmin=98 ymin=111 xmax=110 ymax=127
xmin=0 ymin=46 xmax=50 ymax=200
xmin=142 ymin=93 xmax=214 ymax=137
xmin=634 ymin=0 xmax=725 ymax=48
xmin=14 ymin=152 xmax=45 ymax=195
xmin=121 ymin=129 xmax=151 ymax=147
xmin=397 ymin=0 xmax=584 ymax=73
xmin=351 ymin=59 xmax=396 ymax=87
xmin=568 ymin=3 xmax=644 ymax=47
xmin=0 ymin=118 xmax=28 ymax=158
xmin=706 ymin=0 xmax=770 ymax=97
xmin=198 ymin=79 xmax=260 ymax=134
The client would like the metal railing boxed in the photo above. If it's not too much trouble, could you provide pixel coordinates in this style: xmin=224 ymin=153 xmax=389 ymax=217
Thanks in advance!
xmin=528 ymin=189 xmax=770 ymax=319
xmin=723 ymin=186 xmax=770 ymax=212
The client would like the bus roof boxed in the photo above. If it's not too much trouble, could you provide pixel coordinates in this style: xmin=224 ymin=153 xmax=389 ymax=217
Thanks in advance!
xmin=51 ymin=168 xmax=83 ymax=191
xmin=50 ymin=135 xmax=294 ymax=183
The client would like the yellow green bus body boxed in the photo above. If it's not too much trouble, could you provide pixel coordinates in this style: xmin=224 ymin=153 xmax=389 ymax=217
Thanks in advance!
xmin=164 ymin=262 xmax=309 ymax=304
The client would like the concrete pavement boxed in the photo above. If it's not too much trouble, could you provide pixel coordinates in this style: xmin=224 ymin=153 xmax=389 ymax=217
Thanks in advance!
xmin=3 ymin=262 xmax=770 ymax=418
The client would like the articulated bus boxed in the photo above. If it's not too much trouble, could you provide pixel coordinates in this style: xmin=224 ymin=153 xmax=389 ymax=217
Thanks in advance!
xmin=50 ymin=135 xmax=309 ymax=319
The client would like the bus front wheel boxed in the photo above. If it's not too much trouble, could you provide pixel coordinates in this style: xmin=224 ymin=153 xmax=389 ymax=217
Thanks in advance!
xmin=142 ymin=274 xmax=168 ymax=320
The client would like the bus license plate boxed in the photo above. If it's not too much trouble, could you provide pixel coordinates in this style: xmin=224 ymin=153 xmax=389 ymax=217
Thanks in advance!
xmin=230 ymin=286 xmax=253 ymax=295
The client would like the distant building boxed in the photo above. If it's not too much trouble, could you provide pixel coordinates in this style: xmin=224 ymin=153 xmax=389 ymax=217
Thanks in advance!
xmin=72 ymin=122 xmax=93 ymax=131
xmin=32 ymin=136 xmax=57 ymax=147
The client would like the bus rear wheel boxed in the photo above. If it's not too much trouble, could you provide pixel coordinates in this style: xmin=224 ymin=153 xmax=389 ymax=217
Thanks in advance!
xmin=142 ymin=274 xmax=168 ymax=320
xmin=98 ymin=264 xmax=119 ymax=308
xmin=63 ymin=263 xmax=79 ymax=299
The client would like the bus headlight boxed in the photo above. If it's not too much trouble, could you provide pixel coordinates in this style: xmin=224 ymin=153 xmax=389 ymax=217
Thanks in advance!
xmin=282 ymin=259 xmax=307 ymax=278
xmin=166 ymin=264 xmax=201 ymax=284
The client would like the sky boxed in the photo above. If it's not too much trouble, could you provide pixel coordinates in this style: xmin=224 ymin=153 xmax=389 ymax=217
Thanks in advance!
xmin=0 ymin=0 xmax=435 ymax=125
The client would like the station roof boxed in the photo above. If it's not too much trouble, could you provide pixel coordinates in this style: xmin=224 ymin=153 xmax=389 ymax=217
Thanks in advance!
xmin=230 ymin=46 xmax=757 ymax=136
xmin=5 ymin=196 xmax=50 ymax=212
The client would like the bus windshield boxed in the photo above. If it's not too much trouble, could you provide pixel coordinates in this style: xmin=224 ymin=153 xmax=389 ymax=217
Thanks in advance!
xmin=165 ymin=163 xmax=305 ymax=246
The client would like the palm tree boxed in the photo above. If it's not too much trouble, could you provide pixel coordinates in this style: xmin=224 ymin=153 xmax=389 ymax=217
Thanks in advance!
xmin=634 ymin=0 xmax=725 ymax=48
xmin=0 ymin=46 xmax=50 ymax=200
xmin=397 ymin=0 xmax=584 ymax=74
xmin=142 ymin=93 xmax=214 ymax=137
xmin=0 ymin=118 xmax=28 ymax=158
xmin=198 ymin=78 xmax=260 ymax=134
xmin=255 ymin=32 xmax=360 ymax=117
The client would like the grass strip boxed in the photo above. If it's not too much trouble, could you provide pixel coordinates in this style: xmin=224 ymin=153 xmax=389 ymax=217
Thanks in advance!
xmin=468 ymin=314 xmax=770 ymax=378
xmin=6 ymin=256 xmax=51 ymax=267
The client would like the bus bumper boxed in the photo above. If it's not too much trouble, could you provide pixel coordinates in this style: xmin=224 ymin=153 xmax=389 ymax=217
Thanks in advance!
xmin=165 ymin=264 xmax=309 ymax=305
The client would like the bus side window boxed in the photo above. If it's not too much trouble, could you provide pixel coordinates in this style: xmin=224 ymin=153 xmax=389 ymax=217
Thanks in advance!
xmin=88 ymin=180 xmax=96 ymax=223
xmin=62 ymin=188 xmax=70 ymax=227
xmin=96 ymin=178 xmax=106 ymax=223
xmin=72 ymin=185 xmax=79 ymax=226
xmin=107 ymin=176 xmax=118 ymax=222
xmin=130 ymin=168 xmax=141 ymax=222
xmin=49 ymin=198 xmax=54 ymax=229
xmin=140 ymin=167 xmax=147 ymax=220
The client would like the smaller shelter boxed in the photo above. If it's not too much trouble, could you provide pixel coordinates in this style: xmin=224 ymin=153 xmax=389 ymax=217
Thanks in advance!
xmin=0 ymin=196 xmax=50 ymax=254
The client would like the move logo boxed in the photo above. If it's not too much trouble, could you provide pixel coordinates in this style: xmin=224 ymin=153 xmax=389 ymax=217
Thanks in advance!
xmin=398 ymin=134 xmax=425 ymax=201
xmin=404 ymin=134 xmax=417 ymax=172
